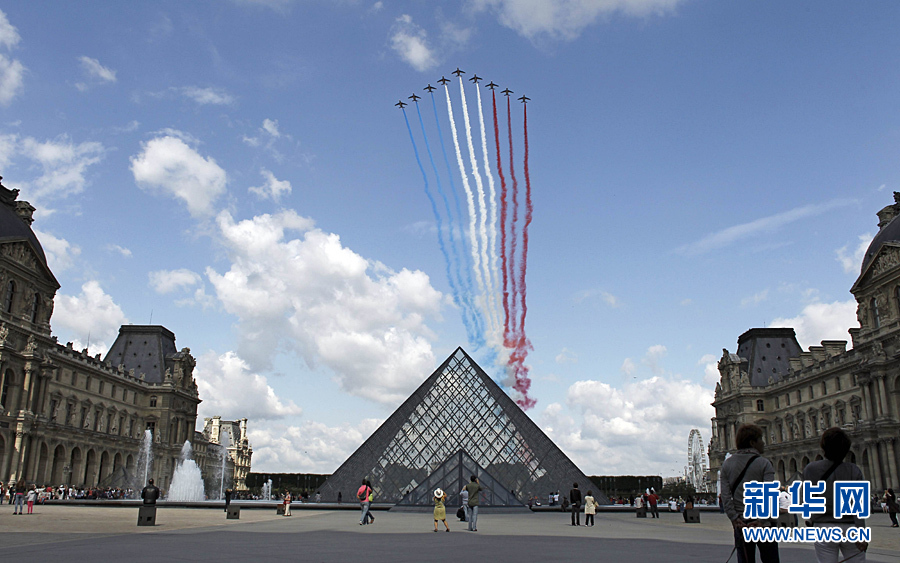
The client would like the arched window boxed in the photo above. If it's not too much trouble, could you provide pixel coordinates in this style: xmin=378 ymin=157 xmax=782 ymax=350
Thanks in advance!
xmin=871 ymin=297 xmax=880 ymax=329
xmin=3 ymin=280 xmax=15 ymax=313
xmin=30 ymin=293 xmax=40 ymax=323
xmin=0 ymin=369 xmax=12 ymax=407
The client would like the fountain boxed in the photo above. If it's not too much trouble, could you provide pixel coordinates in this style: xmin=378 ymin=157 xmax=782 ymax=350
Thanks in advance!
xmin=132 ymin=429 xmax=154 ymax=493
xmin=167 ymin=441 xmax=205 ymax=501
xmin=217 ymin=429 xmax=231 ymax=500
xmin=262 ymin=479 xmax=272 ymax=501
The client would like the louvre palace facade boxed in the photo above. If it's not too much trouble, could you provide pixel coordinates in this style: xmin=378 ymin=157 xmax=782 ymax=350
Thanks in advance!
xmin=709 ymin=194 xmax=900 ymax=493
xmin=0 ymin=177 xmax=250 ymax=491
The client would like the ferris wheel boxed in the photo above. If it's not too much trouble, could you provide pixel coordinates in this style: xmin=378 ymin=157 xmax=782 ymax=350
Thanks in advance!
xmin=687 ymin=429 xmax=708 ymax=492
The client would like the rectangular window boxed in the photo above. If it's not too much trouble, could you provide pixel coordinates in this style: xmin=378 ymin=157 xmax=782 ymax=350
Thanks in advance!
xmin=756 ymin=399 xmax=765 ymax=412
xmin=775 ymin=395 xmax=780 ymax=409
xmin=129 ymin=419 xmax=135 ymax=436
xmin=118 ymin=416 xmax=124 ymax=435
xmin=65 ymin=403 xmax=73 ymax=426
xmin=797 ymin=390 xmax=802 ymax=403
xmin=80 ymin=407 xmax=87 ymax=427
xmin=98 ymin=381 xmax=104 ymax=395
xmin=836 ymin=377 xmax=841 ymax=391
xmin=786 ymin=394 xmax=791 ymax=406
xmin=809 ymin=385 xmax=814 ymax=399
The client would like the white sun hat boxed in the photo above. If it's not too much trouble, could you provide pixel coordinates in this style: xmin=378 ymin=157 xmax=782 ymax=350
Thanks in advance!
xmin=434 ymin=488 xmax=444 ymax=498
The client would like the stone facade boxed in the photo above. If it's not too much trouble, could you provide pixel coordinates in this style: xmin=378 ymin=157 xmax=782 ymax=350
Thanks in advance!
xmin=709 ymin=195 xmax=900 ymax=493
xmin=0 ymin=177 xmax=252 ymax=492
xmin=202 ymin=416 xmax=252 ymax=491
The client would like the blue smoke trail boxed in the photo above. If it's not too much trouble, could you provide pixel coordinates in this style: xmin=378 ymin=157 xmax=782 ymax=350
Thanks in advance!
xmin=412 ymin=102 xmax=478 ymax=345
xmin=430 ymin=92 xmax=485 ymax=347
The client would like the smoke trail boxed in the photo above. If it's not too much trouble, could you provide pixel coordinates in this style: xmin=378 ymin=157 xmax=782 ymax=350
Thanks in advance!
xmin=512 ymin=101 xmax=535 ymax=409
xmin=506 ymin=94 xmax=520 ymax=349
xmin=491 ymin=89 xmax=511 ymax=342
xmin=475 ymin=82 xmax=501 ymax=341
xmin=410 ymin=102 xmax=477 ymax=344
xmin=444 ymin=83 xmax=490 ymax=342
xmin=430 ymin=92 xmax=484 ymax=345
xmin=458 ymin=77 xmax=498 ymax=339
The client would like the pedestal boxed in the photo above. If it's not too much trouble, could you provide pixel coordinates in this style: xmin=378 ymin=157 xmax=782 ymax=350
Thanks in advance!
xmin=227 ymin=506 xmax=240 ymax=519
xmin=636 ymin=506 xmax=647 ymax=518
xmin=276 ymin=504 xmax=285 ymax=515
xmin=684 ymin=508 xmax=700 ymax=523
xmin=137 ymin=505 xmax=157 ymax=526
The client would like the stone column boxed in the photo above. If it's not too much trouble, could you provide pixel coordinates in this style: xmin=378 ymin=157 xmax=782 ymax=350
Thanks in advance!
xmin=0 ymin=432 xmax=13 ymax=483
xmin=885 ymin=439 xmax=899 ymax=490
xmin=25 ymin=434 xmax=38 ymax=482
xmin=871 ymin=442 xmax=885 ymax=489
xmin=7 ymin=429 xmax=24 ymax=481
xmin=860 ymin=384 xmax=872 ymax=421
xmin=877 ymin=376 xmax=891 ymax=419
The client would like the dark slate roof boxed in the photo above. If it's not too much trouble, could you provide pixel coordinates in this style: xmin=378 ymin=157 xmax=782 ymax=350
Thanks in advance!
xmin=860 ymin=213 xmax=900 ymax=276
xmin=0 ymin=185 xmax=54 ymax=284
xmin=104 ymin=325 xmax=178 ymax=384
xmin=737 ymin=328 xmax=802 ymax=387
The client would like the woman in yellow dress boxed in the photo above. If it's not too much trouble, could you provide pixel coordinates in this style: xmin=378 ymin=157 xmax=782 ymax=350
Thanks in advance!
xmin=433 ymin=488 xmax=450 ymax=532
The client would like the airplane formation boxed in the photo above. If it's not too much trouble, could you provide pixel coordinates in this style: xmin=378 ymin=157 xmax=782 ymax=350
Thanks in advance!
xmin=397 ymin=69 xmax=528 ymax=108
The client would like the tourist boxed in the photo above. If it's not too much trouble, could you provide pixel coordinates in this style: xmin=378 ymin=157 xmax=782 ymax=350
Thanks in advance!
xmin=13 ymin=478 xmax=25 ymax=514
xmin=682 ymin=495 xmax=694 ymax=523
xmin=647 ymin=488 xmax=659 ymax=518
xmin=315 ymin=491 xmax=321 ymax=503
xmin=26 ymin=484 xmax=37 ymax=515
xmin=802 ymin=427 xmax=868 ymax=562
xmin=460 ymin=485 xmax=469 ymax=522
xmin=141 ymin=478 xmax=160 ymax=505
xmin=433 ymin=488 xmax=450 ymax=532
xmin=224 ymin=488 xmax=232 ymax=513
xmin=283 ymin=490 xmax=292 ymax=516
xmin=720 ymin=423 xmax=778 ymax=563
xmin=584 ymin=490 xmax=597 ymax=527
xmin=884 ymin=488 xmax=899 ymax=528
xmin=366 ymin=480 xmax=375 ymax=523
xmin=337 ymin=491 xmax=342 ymax=504
xmin=569 ymin=482 xmax=582 ymax=526
xmin=465 ymin=475 xmax=482 ymax=531
xmin=358 ymin=479 xmax=371 ymax=525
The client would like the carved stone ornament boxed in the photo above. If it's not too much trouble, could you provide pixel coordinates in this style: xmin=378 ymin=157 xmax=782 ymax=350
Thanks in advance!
xmin=24 ymin=335 xmax=37 ymax=355
xmin=857 ymin=301 xmax=868 ymax=326
xmin=1 ymin=243 xmax=38 ymax=272
xmin=871 ymin=248 xmax=900 ymax=277
xmin=0 ymin=322 xmax=8 ymax=345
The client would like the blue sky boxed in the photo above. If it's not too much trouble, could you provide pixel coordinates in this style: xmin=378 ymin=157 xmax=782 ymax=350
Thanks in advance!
xmin=1 ymin=0 xmax=898 ymax=477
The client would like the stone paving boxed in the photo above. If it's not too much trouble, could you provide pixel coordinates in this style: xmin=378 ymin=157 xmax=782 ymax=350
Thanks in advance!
xmin=0 ymin=504 xmax=898 ymax=562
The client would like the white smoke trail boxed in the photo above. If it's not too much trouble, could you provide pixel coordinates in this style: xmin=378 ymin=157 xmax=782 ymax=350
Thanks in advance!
xmin=444 ymin=84 xmax=489 ymax=331
xmin=475 ymin=82 xmax=501 ymax=336
xmin=458 ymin=77 xmax=498 ymax=339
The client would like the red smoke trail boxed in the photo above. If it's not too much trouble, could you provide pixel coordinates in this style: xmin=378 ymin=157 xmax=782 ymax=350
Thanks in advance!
xmin=492 ymin=89 xmax=511 ymax=342
xmin=506 ymin=95 xmax=520 ymax=349
xmin=511 ymin=102 xmax=535 ymax=409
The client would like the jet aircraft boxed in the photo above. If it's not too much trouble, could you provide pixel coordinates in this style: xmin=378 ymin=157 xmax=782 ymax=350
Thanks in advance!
xmin=437 ymin=76 xmax=450 ymax=85
xmin=424 ymin=84 xmax=436 ymax=93
xmin=395 ymin=100 xmax=407 ymax=109
xmin=486 ymin=82 xmax=498 ymax=90
xmin=518 ymin=95 xmax=530 ymax=104
xmin=501 ymin=88 xmax=513 ymax=97
xmin=409 ymin=93 xmax=421 ymax=102
xmin=469 ymin=74 xmax=482 ymax=83
xmin=452 ymin=67 xmax=465 ymax=77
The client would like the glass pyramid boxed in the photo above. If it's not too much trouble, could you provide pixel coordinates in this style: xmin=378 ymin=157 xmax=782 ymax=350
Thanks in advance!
xmin=317 ymin=348 xmax=603 ymax=507
xmin=396 ymin=449 xmax=523 ymax=507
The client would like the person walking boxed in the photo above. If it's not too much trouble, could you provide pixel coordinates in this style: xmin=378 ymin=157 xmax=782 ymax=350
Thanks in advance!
xmin=465 ymin=475 xmax=482 ymax=531
xmin=283 ymin=490 xmax=292 ymax=517
xmin=802 ymin=427 xmax=868 ymax=563
xmin=720 ymin=423 xmax=779 ymax=563
xmin=460 ymin=486 xmax=469 ymax=522
xmin=569 ymin=483 xmax=582 ymax=526
xmin=884 ymin=488 xmax=899 ymax=528
xmin=648 ymin=488 xmax=660 ymax=518
xmin=13 ymin=479 xmax=25 ymax=514
xmin=358 ymin=479 xmax=371 ymax=525
xmin=584 ymin=490 xmax=597 ymax=527
xmin=433 ymin=488 xmax=450 ymax=532
xmin=26 ymin=485 xmax=37 ymax=515
xmin=224 ymin=488 xmax=232 ymax=513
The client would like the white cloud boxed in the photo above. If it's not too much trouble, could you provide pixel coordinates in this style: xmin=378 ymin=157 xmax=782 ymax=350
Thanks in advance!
xmin=0 ymin=9 xmax=21 ymax=50
xmin=242 ymin=135 xmax=260 ymax=147
xmin=740 ymin=289 xmax=768 ymax=307
xmin=675 ymin=199 xmax=854 ymax=256
xmin=14 ymin=135 xmax=105 ymax=208
xmin=206 ymin=209 xmax=443 ymax=406
xmin=0 ymin=133 xmax=15 ymax=170
xmin=390 ymin=15 xmax=437 ymax=72
xmin=149 ymin=268 xmax=202 ymax=294
xmin=195 ymin=350 xmax=303 ymax=421
xmin=249 ymin=169 xmax=292 ymax=202
xmin=699 ymin=353 xmax=719 ymax=386
xmin=130 ymin=135 xmax=227 ymax=218
xmin=555 ymin=347 xmax=577 ymax=364
xmin=106 ymin=244 xmax=132 ymax=257
xmin=261 ymin=118 xmax=280 ymax=138
xmin=770 ymin=300 xmax=856 ymax=349
xmin=248 ymin=417 xmax=382 ymax=473
xmin=470 ymin=0 xmax=683 ymax=40
xmin=642 ymin=344 xmax=667 ymax=374
xmin=620 ymin=357 xmax=635 ymax=376
xmin=572 ymin=287 xmax=620 ymax=307
xmin=540 ymin=375 xmax=715 ymax=474
xmin=0 ymin=54 xmax=25 ymax=106
xmin=78 ymin=56 xmax=117 ymax=83
xmin=836 ymin=233 xmax=873 ymax=274
xmin=179 ymin=86 xmax=234 ymax=106
xmin=32 ymin=229 xmax=81 ymax=272
xmin=52 ymin=280 xmax=128 ymax=357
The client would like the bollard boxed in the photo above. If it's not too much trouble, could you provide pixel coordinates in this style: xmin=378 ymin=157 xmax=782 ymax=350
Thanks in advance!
xmin=227 ymin=506 xmax=240 ymax=519
xmin=636 ymin=506 xmax=647 ymax=518
xmin=276 ymin=504 xmax=285 ymax=515
xmin=137 ymin=505 xmax=157 ymax=526
xmin=684 ymin=508 xmax=700 ymax=523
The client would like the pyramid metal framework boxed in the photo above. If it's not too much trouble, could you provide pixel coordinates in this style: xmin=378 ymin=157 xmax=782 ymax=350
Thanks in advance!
xmin=317 ymin=348 xmax=604 ymax=507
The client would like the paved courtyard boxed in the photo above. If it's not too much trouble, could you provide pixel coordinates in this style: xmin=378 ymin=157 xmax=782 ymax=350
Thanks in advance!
xmin=0 ymin=505 xmax=898 ymax=562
